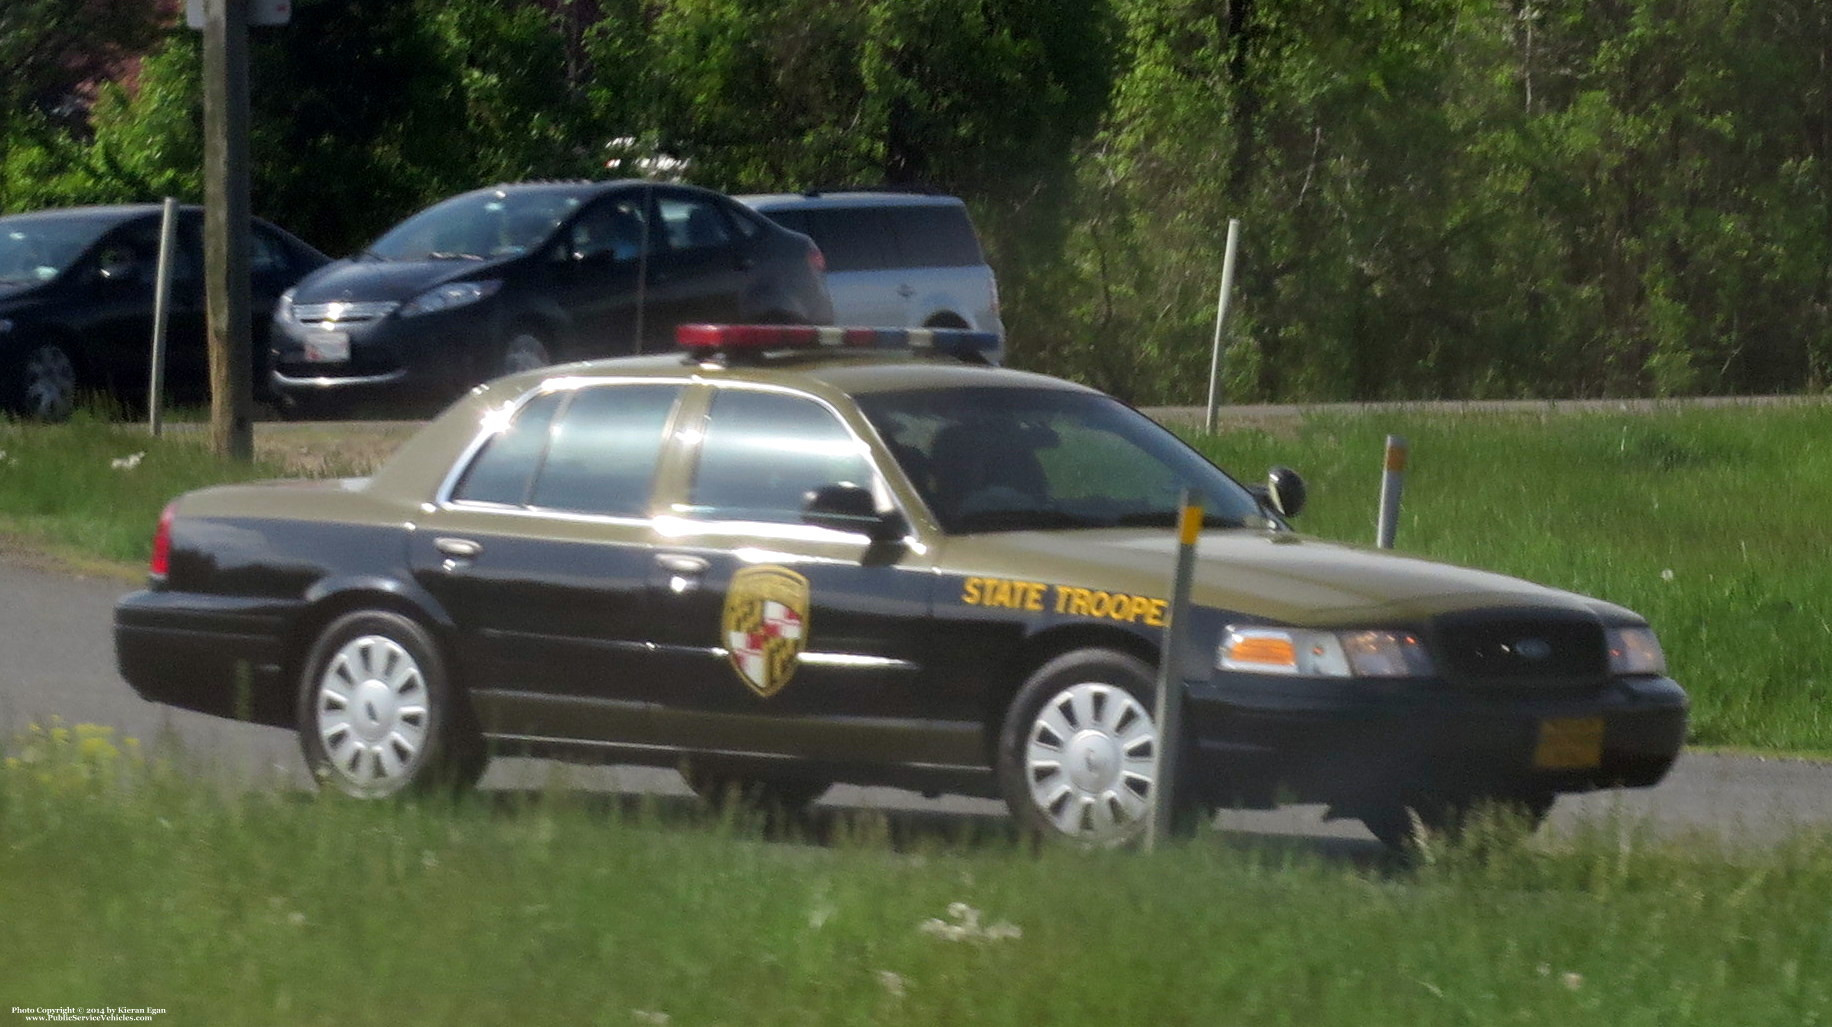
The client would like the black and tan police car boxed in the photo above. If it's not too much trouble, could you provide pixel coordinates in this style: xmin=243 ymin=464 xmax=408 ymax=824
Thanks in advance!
xmin=114 ymin=325 xmax=1686 ymax=847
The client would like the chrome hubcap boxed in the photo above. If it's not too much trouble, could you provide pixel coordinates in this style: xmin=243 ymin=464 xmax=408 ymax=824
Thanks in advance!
xmin=502 ymin=334 xmax=550 ymax=374
xmin=24 ymin=345 xmax=76 ymax=420
xmin=315 ymin=635 xmax=430 ymax=793
xmin=1025 ymin=682 xmax=1157 ymax=843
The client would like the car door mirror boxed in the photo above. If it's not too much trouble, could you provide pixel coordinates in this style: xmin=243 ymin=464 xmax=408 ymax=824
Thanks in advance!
xmin=802 ymin=483 xmax=903 ymax=542
xmin=1265 ymin=465 xmax=1306 ymax=518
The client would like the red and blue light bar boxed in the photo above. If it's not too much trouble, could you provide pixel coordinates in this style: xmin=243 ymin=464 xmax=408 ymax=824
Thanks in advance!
xmin=676 ymin=324 xmax=1003 ymax=364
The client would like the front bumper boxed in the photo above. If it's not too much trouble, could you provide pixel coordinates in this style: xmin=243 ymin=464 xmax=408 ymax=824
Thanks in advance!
xmin=1182 ymin=671 xmax=1688 ymax=809
xmin=269 ymin=306 xmax=499 ymax=401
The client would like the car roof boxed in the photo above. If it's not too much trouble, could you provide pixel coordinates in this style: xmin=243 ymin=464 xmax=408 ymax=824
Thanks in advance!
xmin=483 ymin=351 xmax=1090 ymax=399
xmin=462 ymin=180 xmax=726 ymax=202
xmin=735 ymin=191 xmax=967 ymax=211
xmin=0 ymin=205 xmax=167 ymax=226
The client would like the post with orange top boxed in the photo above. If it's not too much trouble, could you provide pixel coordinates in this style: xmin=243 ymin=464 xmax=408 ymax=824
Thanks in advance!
xmin=1148 ymin=491 xmax=1203 ymax=850
xmin=1376 ymin=435 xmax=1407 ymax=549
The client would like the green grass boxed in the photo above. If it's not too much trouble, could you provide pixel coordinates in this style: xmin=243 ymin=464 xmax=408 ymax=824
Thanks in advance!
xmin=3 ymin=729 xmax=1830 ymax=1025
xmin=4 ymin=405 xmax=1830 ymax=754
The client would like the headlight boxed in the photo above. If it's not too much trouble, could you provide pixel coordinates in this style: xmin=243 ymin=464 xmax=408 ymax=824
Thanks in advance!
xmin=400 ymin=279 xmax=502 ymax=318
xmin=1606 ymin=626 xmax=1666 ymax=675
xmin=274 ymin=288 xmax=295 ymax=323
xmin=1217 ymin=626 xmax=1434 ymax=678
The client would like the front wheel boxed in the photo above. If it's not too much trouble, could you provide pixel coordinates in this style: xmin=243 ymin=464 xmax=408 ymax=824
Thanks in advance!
xmin=5 ymin=340 xmax=79 ymax=421
xmin=997 ymin=649 xmax=1173 ymax=847
xmin=297 ymin=610 xmax=486 ymax=798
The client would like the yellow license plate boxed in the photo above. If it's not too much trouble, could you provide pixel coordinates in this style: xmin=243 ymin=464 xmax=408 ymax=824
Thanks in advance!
xmin=1534 ymin=716 xmax=1604 ymax=770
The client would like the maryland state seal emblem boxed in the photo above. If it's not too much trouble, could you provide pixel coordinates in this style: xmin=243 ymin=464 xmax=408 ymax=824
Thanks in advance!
xmin=721 ymin=565 xmax=811 ymax=697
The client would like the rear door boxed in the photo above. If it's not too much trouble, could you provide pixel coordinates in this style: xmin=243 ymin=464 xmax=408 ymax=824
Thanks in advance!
xmin=408 ymin=381 xmax=685 ymax=745
xmin=641 ymin=188 xmax=750 ymax=343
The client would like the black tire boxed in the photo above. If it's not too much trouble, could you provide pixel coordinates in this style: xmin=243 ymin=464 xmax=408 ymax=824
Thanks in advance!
xmin=296 ymin=610 xmax=486 ymax=798
xmin=1359 ymin=792 xmax=1555 ymax=851
xmin=4 ymin=339 xmax=80 ymax=422
xmin=997 ymin=648 xmax=1187 ymax=847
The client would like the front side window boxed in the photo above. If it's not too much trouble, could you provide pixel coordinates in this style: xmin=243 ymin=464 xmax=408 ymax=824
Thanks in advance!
xmin=569 ymin=198 xmax=652 ymax=263
xmin=855 ymin=386 xmax=1264 ymax=534
xmin=686 ymin=389 xmax=872 ymax=524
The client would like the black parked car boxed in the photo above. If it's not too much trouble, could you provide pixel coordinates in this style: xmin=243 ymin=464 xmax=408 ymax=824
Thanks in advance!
xmin=0 ymin=205 xmax=328 ymax=420
xmin=268 ymin=181 xmax=834 ymax=413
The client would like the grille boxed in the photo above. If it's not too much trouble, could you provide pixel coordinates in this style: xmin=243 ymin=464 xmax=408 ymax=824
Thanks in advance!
xmin=1433 ymin=609 xmax=1607 ymax=690
xmin=292 ymin=300 xmax=399 ymax=326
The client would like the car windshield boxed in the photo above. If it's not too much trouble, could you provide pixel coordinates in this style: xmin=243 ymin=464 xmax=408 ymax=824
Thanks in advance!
xmin=0 ymin=216 xmax=112 ymax=287
xmin=855 ymin=386 xmax=1269 ymax=534
xmin=366 ymin=189 xmax=585 ymax=261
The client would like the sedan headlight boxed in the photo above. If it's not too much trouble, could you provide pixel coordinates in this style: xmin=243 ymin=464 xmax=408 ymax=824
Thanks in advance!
xmin=274 ymin=288 xmax=295 ymax=323
xmin=1606 ymin=626 xmax=1666 ymax=675
xmin=400 ymin=279 xmax=502 ymax=318
xmin=1217 ymin=626 xmax=1434 ymax=678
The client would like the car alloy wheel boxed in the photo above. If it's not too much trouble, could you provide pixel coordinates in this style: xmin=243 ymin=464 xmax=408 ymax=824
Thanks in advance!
xmin=998 ymin=649 xmax=1165 ymax=847
xmin=501 ymin=331 xmax=551 ymax=375
xmin=23 ymin=343 xmax=77 ymax=421
xmin=297 ymin=610 xmax=485 ymax=798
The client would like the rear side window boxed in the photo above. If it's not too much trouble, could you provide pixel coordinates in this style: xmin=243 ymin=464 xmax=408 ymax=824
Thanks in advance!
xmin=530 ymin=385 xmax=680 ymax=516
xmin=775 ymin=209 xmax=893 ymax=273
xmin=888 ymin=206 xmax=983 ymax=267
xmin=687 ymin=389 xmax=872 ymax=523
xmin=450 ymin=391 xmax=565 ymax=505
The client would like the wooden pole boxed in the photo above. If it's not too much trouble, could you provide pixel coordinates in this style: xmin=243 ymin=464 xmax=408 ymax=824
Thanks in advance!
xmin=203 ymin=0 xmax=254 ymax=461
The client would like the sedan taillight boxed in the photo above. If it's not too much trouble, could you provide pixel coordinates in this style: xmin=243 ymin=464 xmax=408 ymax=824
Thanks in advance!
xmin=807 ymin=244 xmax=827 ymax=275
xmin=150 ymin=502 xmax=175 ymax=578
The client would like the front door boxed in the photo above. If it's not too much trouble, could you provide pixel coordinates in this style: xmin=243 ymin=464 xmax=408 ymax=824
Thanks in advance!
xmin=643 ymin=384 xmax=976 ymax=770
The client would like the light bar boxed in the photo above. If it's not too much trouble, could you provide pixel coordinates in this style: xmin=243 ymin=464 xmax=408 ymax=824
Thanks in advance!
xmin=676 ymin=324 xmax=1002 ymax=364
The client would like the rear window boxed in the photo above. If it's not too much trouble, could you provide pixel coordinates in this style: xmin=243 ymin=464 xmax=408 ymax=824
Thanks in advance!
xmin=887 ymin=206 xmax=983 ymax=267
xmin=770 ymin=209 xmax=894 ymax=273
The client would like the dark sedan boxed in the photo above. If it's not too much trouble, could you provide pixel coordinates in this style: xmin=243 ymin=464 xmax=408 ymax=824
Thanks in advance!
xmin=0 ymin=205 xmax=328 ymax=420
xmin=268 ymin=181 xmax=834 ymax=414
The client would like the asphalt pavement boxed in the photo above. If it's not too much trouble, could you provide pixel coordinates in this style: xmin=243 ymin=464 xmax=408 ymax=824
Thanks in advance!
xmin=4 ymin=551 xmax=1829 ymax=852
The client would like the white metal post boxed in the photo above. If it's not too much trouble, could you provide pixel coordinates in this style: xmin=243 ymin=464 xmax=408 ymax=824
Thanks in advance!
xmin=148 ymin=197 xmax=179 ymax=436
xmin=1203 ymin=218 xmax=1242 ymax=435
xmin=1376 ymin=435 xmax=1408 ymax=549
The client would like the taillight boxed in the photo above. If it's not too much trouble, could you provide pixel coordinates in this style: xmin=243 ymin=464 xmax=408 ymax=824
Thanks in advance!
xmin=808 ymin=244 xmax=827 ymax=275
xmin=150 ymin=502 xmax=175 ymax=578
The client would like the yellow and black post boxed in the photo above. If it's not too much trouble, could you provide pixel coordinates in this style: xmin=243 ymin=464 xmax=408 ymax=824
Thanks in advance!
xmin=1148 ymin=493 xmax=1203 ymax=850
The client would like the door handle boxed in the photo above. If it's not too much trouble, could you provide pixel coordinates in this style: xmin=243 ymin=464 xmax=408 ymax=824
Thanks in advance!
xmin=655 ymin=553 xmax=709 ymax=575
xmin=435 ymin=537 xmax=483 ymax=559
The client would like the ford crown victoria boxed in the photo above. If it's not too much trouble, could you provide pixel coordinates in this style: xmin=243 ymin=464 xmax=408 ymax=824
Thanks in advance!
xmin=114 ymin=325 xmax=1686 ymax=847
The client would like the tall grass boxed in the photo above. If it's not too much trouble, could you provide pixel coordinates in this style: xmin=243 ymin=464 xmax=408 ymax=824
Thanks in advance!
xmin=1190 ymin=406 xmax=1832 ymax=754
xmin=2 ymin=725 xmax=1829 ymax=1025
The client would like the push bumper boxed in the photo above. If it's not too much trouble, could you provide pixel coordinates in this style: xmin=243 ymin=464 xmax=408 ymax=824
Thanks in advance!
xmin=1182 ymin=671 xmax=1688 ymax=809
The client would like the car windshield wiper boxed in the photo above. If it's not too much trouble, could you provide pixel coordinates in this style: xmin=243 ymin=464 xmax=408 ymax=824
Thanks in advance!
xmin=422 ymin=251 xmax=485 ymax=261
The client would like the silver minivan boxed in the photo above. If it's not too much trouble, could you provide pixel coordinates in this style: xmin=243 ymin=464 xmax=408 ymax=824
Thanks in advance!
xmin=737 ymin=191 xmax=1004 ymax=341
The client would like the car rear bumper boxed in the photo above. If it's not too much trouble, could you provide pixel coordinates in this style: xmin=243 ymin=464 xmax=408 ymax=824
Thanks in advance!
xmin=1181 ymin=671 xmax=1688 ymax=809
xmin=114 ymin=589 xmax=298 ymax=729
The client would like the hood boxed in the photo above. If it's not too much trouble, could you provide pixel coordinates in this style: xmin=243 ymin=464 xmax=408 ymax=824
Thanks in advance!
xmin=290 ymin=257 xmax=500 ymax=305
xmin=940 ymin=528 xmax=1633 ymax=627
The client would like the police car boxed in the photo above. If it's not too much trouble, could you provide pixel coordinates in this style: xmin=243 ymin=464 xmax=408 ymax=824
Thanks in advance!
xmin=113 ymin=325 xmax=1686 ymax=847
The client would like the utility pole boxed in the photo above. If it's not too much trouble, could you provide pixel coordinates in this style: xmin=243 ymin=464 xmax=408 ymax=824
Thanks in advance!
xmin=201 ymin=0 xmax=254 ymax=461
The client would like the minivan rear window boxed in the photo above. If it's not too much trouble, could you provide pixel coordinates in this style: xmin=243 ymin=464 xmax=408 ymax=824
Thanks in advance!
xmin=770 ymin=209 xmax=894 ymax=273
xmin=887 ymin=206 xmax=983 ymax=268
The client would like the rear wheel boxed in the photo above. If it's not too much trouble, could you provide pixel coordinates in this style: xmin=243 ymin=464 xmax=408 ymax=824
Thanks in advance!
xmin=997 ymin=649 xmax=1173 ymax=847
xmin=297 ymin=610 xmax=486 ymax=798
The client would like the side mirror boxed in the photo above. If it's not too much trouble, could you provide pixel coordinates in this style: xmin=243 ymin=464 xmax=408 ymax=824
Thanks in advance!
xmin=802 ymin=483 xmax=903 ymax=543
xmin=1266 ymin=466 xmax=1307 ymax=518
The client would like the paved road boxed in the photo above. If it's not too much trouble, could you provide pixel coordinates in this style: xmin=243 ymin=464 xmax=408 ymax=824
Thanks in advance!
xmin=5 ymin=553 xmax=1830 ymax=852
